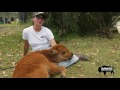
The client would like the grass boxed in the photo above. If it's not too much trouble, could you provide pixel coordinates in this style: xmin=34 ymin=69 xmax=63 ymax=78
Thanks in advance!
xmin=0 ymin=24 xmax=120 ymax=78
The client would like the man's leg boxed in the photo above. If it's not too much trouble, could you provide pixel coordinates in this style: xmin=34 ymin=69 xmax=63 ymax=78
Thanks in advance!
xmin=58 ymin=54 xmax=88 ymax=68
xmin=58 ymin=54 xmax=79 ymax=68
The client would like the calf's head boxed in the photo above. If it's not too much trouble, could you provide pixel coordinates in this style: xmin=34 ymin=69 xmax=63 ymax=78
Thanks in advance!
xmin=45 ymin=44 xmax=73 ymax=63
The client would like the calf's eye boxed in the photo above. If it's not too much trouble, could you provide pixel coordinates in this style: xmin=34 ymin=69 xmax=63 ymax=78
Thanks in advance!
xmin=62 ymin=51 xmax=65 ymax=54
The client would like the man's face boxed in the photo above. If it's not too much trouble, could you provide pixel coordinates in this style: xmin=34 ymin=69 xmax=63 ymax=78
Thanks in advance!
xmin=32 ymin=15 xmax=45 ymax=26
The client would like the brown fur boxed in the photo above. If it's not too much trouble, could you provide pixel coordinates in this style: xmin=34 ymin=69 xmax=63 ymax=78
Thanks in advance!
xmin=12 ymin=44 xmax=73 ymax=78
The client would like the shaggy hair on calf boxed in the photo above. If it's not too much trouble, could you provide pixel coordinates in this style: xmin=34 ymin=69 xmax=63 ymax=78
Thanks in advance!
xmin=12 ymin=44 xmax=73 ymax=78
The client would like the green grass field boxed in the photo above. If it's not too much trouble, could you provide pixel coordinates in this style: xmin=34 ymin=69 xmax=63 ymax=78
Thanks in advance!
xmin=0 ymin=24 xmax=120 ymax=78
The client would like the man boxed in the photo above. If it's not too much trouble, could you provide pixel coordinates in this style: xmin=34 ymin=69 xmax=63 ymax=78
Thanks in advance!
xmin=22 ymin=12 xmax=88 ymax=68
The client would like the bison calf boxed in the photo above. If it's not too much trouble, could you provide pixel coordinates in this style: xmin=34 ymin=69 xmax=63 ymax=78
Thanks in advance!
xmin=12 ymin=44 xmax=73 ymax=78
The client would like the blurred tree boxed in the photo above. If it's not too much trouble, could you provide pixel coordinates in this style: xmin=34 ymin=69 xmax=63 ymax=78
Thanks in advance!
xmin=18 ymin=12 xmax=33 ymax=23
xmin=45 ymin=12 xmax=120 ymax=38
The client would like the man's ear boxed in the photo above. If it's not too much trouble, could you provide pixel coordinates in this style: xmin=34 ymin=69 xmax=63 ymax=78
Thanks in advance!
xmin=49 ymin=50 xmax=58 ymax=56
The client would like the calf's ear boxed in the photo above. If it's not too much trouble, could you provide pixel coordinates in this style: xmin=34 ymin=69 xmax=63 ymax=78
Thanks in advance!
xmin=49 ymin=50 xmax=58 ymax=56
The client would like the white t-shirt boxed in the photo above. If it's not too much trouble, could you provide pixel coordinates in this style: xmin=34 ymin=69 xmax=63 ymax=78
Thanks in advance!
xmin=22 ymin=26 xmax=54 ymax=52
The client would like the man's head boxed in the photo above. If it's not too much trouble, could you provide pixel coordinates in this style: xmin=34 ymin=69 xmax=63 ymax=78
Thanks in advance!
xmin=32 ymin=12 xmax=46 ymax=26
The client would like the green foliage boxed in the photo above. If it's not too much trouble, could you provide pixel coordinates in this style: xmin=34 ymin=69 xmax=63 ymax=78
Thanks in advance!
xmin=18 ymin=12 xmax=33 ymax=23
xmin=45 ymin=12 xmax=120 ymax=37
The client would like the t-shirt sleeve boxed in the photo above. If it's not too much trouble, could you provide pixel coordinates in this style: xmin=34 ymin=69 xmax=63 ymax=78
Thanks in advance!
xmin=22 ymin=29 xmax=28 ymax=40
xmin=46 ymin=28 xmax=54 ymax=40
